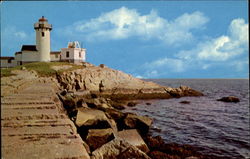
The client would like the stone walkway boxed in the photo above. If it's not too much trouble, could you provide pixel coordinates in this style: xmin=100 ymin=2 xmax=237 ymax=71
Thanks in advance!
xmin=1 ymin=78 xmax=90 ymax=159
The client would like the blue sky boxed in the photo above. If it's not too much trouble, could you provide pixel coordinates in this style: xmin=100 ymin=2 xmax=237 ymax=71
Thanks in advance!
xmin=1 ymin=1 xmax=249 ymax=78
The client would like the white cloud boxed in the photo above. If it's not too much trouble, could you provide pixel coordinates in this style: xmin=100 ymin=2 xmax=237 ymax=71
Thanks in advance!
xmin=145 ymin=70 xmax=159 ymax=78
xmin=3 ymin=26 xmax=28 ymax=40
xmin=14 ymin=31 xmax=27 ymax=39
xmin=140 ymin=18 xmax=248 ymax=78
xmin=135 ymin=75 xmax=145 ymax=79
xmin=143 ymin=58 xmax=186 ymax=78
xmin=2 ymin=26 xmax=34 ymax=55
xmin=155 ymin=58 xmax=184 ymax=72
xmin=173 ymin=11 xmax=209 ymax=29
xmin=177 ymin=18 xmax=249 ymax=61
xmin=229 ymin=18 xmax=249 ymax=44
xmin=202 ymin=64 xmax=211 ymax=70
xmin=160 ymin=11 xmax=209 ymax=45
xmin=230 ymin=59 xmax=249 ymax=72
xmin=62 ymin=7 xmax=208 ymax=45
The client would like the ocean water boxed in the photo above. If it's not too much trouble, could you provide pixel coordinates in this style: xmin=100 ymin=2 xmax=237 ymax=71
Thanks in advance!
xmin=125 ymin=79 xmax=250 ymax=159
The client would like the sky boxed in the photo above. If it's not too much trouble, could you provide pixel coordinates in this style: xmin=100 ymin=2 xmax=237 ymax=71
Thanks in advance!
xmin=1 ymin=1 xmax=249 ymax=78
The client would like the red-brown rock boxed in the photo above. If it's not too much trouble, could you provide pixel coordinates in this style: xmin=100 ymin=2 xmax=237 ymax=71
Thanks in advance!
xmin=86 ymin=128 xmax=114 ymax=151
xmin=149 ymin=151 xmax=181 ymax=159
xmin=217 ymin=96 xmax=240 ymax=103
xmin=117 ymin=129 xmax=149 ymax=153
xmin=124 ymin=113 xmax=153 ymax=134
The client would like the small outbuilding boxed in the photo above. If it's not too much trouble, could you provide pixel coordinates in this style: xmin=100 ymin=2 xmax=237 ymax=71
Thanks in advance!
xmin=61 ymin=41 xmax=86 ymax=64
xmin=0 ymin=57 xmax=15 ymax=68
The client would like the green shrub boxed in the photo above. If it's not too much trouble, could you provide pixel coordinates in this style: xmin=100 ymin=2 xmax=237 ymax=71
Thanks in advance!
xmin=0 ymin=68 xmax=14 ymax=77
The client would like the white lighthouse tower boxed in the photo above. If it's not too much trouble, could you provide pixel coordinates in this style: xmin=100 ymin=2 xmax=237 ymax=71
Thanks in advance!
xmin=34 ymin=16 xmax=52 ymax=62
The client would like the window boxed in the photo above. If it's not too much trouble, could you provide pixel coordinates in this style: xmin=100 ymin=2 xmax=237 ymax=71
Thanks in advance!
xmin=42 ymin=32 xmax=45 ymax=37
xmin=79 ymin=52 xmax=81 ymax=58
xmin=66 ymin=51 xmax=69 ymax=58
xmin=8 ymin=59 xmax=12 ymax=63
xmin=55 ymin=54 xmax=58 ymax=58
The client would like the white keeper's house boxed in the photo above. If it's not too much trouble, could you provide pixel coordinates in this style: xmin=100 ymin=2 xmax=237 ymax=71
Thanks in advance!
xmin=0 ymin=16 xmax=86 ymax=68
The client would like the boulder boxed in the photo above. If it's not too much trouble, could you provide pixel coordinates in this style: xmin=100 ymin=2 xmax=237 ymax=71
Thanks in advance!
xmin=75 ymin=108 xmax=117 ymax=133
xmin=117 ymin=146 xmax=151 ymax=159
xmin=86 ymin=128 xmax=114 ymax=151
xmin=112 ymin=104 xmax=126 ymax=110
xmin=139 ymin=88 xmax=167 ymax=94
xmin=179 ymin=86 xmax=204 ymax=97
xmin=127 ymin=101 xmax=138 ymax=107
xmin=180 ymin=101 xmax=190 ymax=104
xmin=145 ymin=135 xmax=165 ymax=151
xmin=60 ymin=89 xmax=67 ymax=96
xmin=135 ymin=88 xmax=173 ymax=99
xmin=82 ymin=141 xmax=91 ymax=154
xmin=169 ymin=89 xmax=182 ymax=98
xmin=117 ymin=129 xmax=149 ymax=153
xmin=124 ymin=113 xmax=153 ymax=134
xmin=75 ymin=108 xmax=110 ymax=128
xmin=104 ymin=108 xmax=125 ymax=121
xmin=99 ymin=64 xmax=105 ymax=68
xmin=108 ymin=118 xmax=118 ymax=132
xmin=76 ymin=108 xmax=117 ymax=139
xmin=151 ymin=126 xmax=162 ymax=132
xmin=73 ymin=90 xmax=91 ymax=98
xmin=61 ymin=95 xmax=76 ymax=108
xmin=217 ymin=96 xmax=240 ymax=103
xmin=58 ymin=94 xmax=78 ymax=118
xmin=91 ymin=138 xmax=150 ymax=159
xmin=104 ymin=108 xmax=126 ymax=131
xmin=149 ymin=151 xmax=181 ymax=159
xmin=109 ymin=100 xmax=127 ymax=110
xmin=76 ymin=99 xmax=88 ymax=108
xmin=166 ymin=86 xmax=203 ymax=98
xmin=85 ymin=98 xmax=112 ymax=110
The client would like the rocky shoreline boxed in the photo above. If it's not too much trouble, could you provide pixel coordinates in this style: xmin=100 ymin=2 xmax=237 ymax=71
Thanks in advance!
xmin=1 ymin=63 xmax=213 ymax=159
xmin=52 ymin=63 xmax=211 ymax=158
xmin=58 ymin=91 xmax=206 ymax=159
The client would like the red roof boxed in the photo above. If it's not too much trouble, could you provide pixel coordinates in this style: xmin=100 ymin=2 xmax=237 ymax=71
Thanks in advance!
xmin=39 ymin=16 xmax=48 ymax=22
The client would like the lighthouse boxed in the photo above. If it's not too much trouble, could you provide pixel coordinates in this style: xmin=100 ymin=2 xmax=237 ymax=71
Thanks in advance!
xmin=34 ymin=16 xmax=52 ymax=62
xmin=1 ymin=16 xmax=87 ymax=68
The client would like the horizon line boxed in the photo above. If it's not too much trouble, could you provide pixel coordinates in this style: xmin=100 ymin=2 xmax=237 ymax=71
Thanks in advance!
xmin=143 ymin=78 xmax=249 ymax=80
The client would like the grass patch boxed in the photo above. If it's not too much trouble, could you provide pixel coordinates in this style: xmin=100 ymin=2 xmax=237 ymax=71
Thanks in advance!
xmin=1 ymin=62 xmax=85 ymax=77
xmin=24 ymin=62 xmax=57 ymax=76
xmin=0 ymin=68 xmax=16 ymax=77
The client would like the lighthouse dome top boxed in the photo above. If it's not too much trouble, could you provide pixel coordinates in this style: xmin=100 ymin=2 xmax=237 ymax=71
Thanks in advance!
xmin=34 ymin=16 xmax=52 ymax=30
xmin=39 ymin=16 xmax=48 ymax=22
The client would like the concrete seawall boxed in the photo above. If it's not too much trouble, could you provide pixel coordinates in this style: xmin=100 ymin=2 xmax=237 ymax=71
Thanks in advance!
xmin=1 ymin=74 xmax=90 ymax=159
